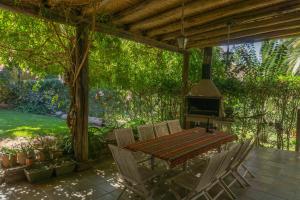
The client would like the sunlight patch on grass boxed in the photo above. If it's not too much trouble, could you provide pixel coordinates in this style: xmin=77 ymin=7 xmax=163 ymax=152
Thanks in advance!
xmin=0 ymin=109 xmax=68 ymax=138
xmin=8 ymin=126 xmax=41 ymax=137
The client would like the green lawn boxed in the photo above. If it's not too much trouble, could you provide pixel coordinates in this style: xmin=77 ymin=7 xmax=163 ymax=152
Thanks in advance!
xmin=0 ymin=109 xmax=68 ymax=138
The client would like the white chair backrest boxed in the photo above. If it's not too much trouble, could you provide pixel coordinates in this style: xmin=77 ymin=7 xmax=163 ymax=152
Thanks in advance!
xmin=114 ymin=128 xmax=135 ymax=148
xmin=167 ymin=119 xmax=182 ymax=134
xmin=216 ymin=143 xmax=241 ymax=178
xmin=109 ymin=144 xmax=143 ymax=184
xmin=196 ymin=151 xmax=227 ymax=191
xmin=137 ymin=124 xmax=155 ymax=141
xmin=153 ymin=122 xmax=169 ymax=137
xmin=231 ymin=139 xmax=251 ymax=167
xmin=239 ymin=138 xmax=255 ymax=163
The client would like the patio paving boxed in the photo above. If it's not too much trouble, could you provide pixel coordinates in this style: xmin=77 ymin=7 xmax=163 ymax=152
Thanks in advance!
xmin=0 ymin=147 xmax=300 ymax=200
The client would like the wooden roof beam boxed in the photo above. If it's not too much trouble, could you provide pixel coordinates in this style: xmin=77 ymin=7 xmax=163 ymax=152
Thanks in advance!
xmin=95 ymin=23 xmax=186 ymax=54
xmin=83 ymin=0 xmax=140 ymax=16
xmin=188 ymin=27 xmax=300 ymax=48
xmin=159 ymin=1 xmax=300 ymax=42
xmin=0 ymin=0 xmax=185 ymax=54
xmin=0 ymin=0 xmax=79 ymax=25
xmin=112 ymin=0 xmax=183 ymax=25
xmin=189 ymin=20 xmax=300 ymax=44
xmin=191 ymin=31 xmax=300 ymax=48
xmin=189 ymin=12 xmax=300 ymax=42
xmin=129 ymin=0 xmax=238 ymax=31
xmin=146 ymin=0 xmax=288 ymax=37
xmin=47 ymin=0 xmax=91 ymax=7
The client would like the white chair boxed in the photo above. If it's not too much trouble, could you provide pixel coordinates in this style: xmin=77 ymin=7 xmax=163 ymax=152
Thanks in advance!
xmin=169 ymin=151 xmax=231 ymax=200
xmin=240 ymin=138 xmax=257 ymax=179
xmin=114 ymin=128 xmax=149 ymax=163
xmin=221 ymin=139 xmax=253 ymax=189
xmin=153 ymin=122 xmax=169 ymax=138
xmin=138 ymin=124 xmax=156 ymax=141
xmin=167 ymin=119 xmax=182 ymax=134
xmin=114 ymin=128 xmax=135 ymax=148
xmin=211 ymin=143 xmax=242 ymax=199
xmin=109 ymin=145 xmax=159 ymax=199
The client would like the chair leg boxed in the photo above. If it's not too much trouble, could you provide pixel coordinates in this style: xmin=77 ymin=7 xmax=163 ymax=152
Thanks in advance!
xmin=230 ymin=171 xmax=246 ymax=188
xmin=117 ymin=187 xmax=126 ymax=200
xmin=203 ymin=192 xmax=211 ymax=200
xmin=204 ymin=191 xmax=213 ymax=200
xmin=233 ymin=170 xmax=251 ymax=186
xmin=241 ymin=163 xmax=255 ymax=178
xmin=182 ymin=162 xmax=187 ymax=171
xmin=191 ymin=192 xmax=210 ymax=200
xmin=219 ymin=179 xmax=236 ymax=199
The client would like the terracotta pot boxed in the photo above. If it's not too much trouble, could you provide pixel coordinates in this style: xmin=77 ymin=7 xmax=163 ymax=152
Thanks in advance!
xmin=35 ymin=151 xmax=45 ymax=161
xmin=26 ymin=158 xmax=34 ymax=167
xmin=1 ymin=154 xmax=10 ymax=168
xmin=36 ymin=150 xmax=51 ymax=161
xmin=50 ymin=150 xmax=63 ymax=159
xmin=9 ymin=155 xmax=17 ymax=167
xmin=17 ymin=152 xmax=26 ymax=165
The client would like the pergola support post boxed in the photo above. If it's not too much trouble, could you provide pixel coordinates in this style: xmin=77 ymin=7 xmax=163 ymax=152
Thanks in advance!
xmin=296 ymin=109 xmax=300 ymax=152
xmin=67 ymin=22 xmax=90 ymax=163
xmin=181 ymin=51 xmax=190 ymax=129
xmin=202 ymin=47 xmax=213 ymax=79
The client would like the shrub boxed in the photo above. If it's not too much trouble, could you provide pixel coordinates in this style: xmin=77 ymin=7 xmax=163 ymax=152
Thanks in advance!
xmin=0 ymin=68 xmax=17 ymax=103
xmin=12 ymin=78 xmax=69 ymax=114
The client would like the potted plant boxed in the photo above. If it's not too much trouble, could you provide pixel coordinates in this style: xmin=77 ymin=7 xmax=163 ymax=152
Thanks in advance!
xmin=35 ymin=148 xmax=48 ymax=161
xmin=54 ymin=159 xmax=76 ymax=176
xmin=0 ymin=147 xmax=17 ymax=168
xmin=24 ymin=164 xmax=53 ymax=183
xmin=34 ymin=136 xmax=53 ymax=161
xmin=49 ymin=140 xmax=64 ymax=160
xmin=25 ymin=145 xmax=35 ymax=167
xmin=16 ymin=143 xmax=27 ymax=165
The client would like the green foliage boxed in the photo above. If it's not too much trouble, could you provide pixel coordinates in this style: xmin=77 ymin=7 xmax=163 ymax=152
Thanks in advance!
xmin=0 ymin=146 xmax=16 ymax=155
xmin=0 ymin=67 xmax=16 ymax=103
xmin=1 ymin=9 xmax=300 ymax=152
xmin=214 ymin=41 xmax=300 ymax=150
xmin=12 ymin=78 xmax=69 ymax=114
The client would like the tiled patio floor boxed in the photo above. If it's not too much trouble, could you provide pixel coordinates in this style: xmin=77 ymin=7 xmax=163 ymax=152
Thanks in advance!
xmin=1 ymin=147 xmax=300 ymax=200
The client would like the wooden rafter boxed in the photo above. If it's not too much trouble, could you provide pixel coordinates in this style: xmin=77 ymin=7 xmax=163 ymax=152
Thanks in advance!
xmin=0 ymin=0 xmax=80 ymax=25
xmin=146 ymin=0 xmax=288 ymax=37
xmin=0 ymin=0 xmax=299 ymax=51
xmin=113 ymin=0 xmax=183 ymax=25
xmin=188 ymin=12 xmax=300 ymax=42
xmin=189 ymin=27 xmax=300 ymax=48
xmin=190 ymin=20 xmax=300 ymax=44
xmin=83 ymin=0 xmax=140 ymax=16
xmin=129 ymin=0 xmax=238 ymax=31
xmin=159 ymin=1 xmax=300 ymax=42
xmin=47 ymin=0 xmax=91 ymax=6
xmin=0 ymin=0 xmax=184 ymax=54
xmin=95 ymin=23 xmax=185 ymax=53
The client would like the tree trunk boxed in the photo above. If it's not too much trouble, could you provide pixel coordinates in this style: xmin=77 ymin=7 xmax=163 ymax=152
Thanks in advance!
xmin=67 ymin=22 xmax=90 ymax=162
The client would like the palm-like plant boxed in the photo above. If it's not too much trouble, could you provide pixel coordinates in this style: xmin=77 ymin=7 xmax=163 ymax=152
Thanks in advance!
xmin=285 ymin=38 xmax=300 ymax=75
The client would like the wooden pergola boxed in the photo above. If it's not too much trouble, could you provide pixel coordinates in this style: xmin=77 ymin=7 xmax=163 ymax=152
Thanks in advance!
xmin=1 ymin=0 xmax=300 ymax=162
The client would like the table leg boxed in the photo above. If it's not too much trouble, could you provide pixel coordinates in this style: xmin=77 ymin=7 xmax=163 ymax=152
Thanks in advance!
xmin=182 ymin=162 xmax=187 ymax=171
xmin=151 ymin=156 xmax=155 ymax=170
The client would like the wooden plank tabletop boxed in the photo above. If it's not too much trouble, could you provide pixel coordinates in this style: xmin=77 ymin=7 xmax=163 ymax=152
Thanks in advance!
xmin=126 ymin=127 xmax=237 ymax=167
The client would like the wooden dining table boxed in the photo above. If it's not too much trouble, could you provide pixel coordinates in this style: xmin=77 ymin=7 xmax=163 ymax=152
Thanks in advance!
xmin=125 ymin=127 xmax=237 ymax=168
